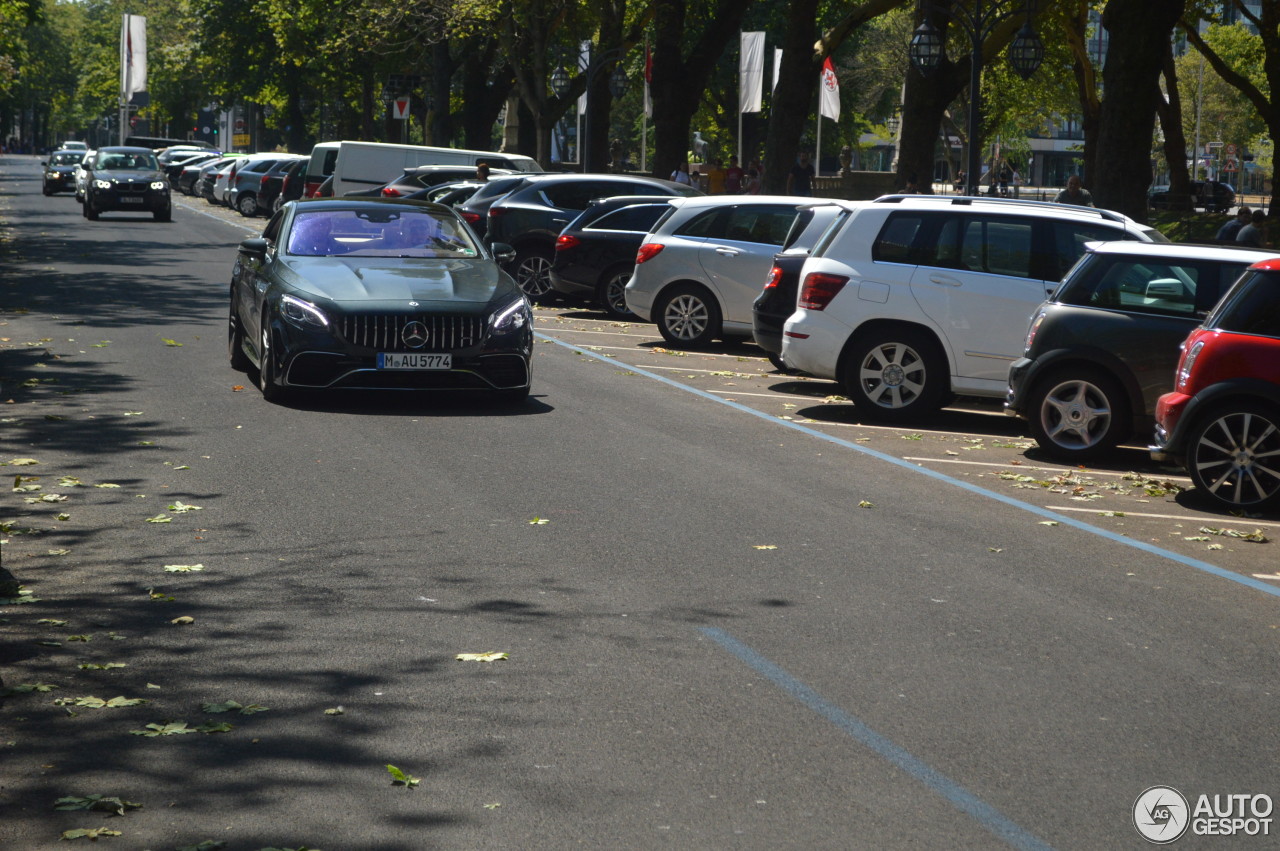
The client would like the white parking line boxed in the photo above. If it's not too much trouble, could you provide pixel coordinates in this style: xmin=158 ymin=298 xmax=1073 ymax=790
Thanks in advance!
xmin=1048 ymin=505 xmax=1280 ymax=528
xmin=901 ymin=456 xmax=1193 ymax=482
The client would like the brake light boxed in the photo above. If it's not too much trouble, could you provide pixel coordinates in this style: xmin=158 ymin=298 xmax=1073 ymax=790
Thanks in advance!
xmin=636 ymin=243 xmax=665 ymax=264
xmin=488 ymin=206 xmax=506 ymax=218
xmin=556 ymin=234 xmax=580 ymax=251
xmin=798 ymin=272 xmax=848 ymax=310
xmin=260 ymin=174 xmax=269 ymax=187
xmin=381 ymin=186 xmax=403 ymax=197
xmin=763 ymin=266 xmax=783 ymax=290
xmin=461 ymin=211 xmax=482 ymax=224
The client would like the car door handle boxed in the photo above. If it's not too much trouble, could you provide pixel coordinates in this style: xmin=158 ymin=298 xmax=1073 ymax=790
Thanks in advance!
xmin=551 ymin=218 xmax=568 ymax=226
xmin=714 ymin=246 xmax=740 ymax=256
xmin=928 ymin=273 xmax=963 ymax=286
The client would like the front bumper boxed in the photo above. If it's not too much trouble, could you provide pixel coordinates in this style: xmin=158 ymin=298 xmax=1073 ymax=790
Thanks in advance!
xmin=88 ymin=186 xmax=170 ymax=213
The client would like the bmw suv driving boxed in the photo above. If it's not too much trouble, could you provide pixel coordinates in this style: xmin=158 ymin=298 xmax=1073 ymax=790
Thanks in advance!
xmin=83 ymin=146 xmax=172 ymax=222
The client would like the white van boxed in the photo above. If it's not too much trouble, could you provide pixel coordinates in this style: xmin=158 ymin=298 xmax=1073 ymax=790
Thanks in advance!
xmin=305 ymin=141 xmax=539 ymax=198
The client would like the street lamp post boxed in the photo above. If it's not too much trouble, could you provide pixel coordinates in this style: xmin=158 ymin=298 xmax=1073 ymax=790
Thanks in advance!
xmin=550 ymin=49 xmax=628 ymax=172
xmin=908 ymin=0 xmax=1043 ymax=197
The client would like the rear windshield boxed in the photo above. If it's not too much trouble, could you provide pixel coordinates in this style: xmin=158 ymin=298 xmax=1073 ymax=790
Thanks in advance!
xmin=1209 ymin=271 xmax=1280 ymax=338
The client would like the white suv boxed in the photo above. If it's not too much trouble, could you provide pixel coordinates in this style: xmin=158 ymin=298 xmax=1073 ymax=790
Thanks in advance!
xmin=625 ymin=195 xmax=817 ymax=346
xmin=781 ymin=196 xmax=1166 ymax=420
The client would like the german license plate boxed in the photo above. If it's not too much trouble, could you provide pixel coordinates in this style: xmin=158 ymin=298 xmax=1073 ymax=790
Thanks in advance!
xmin=378 ymin=352 xmax=451 ymax=370
xmin=119 ymin=196 xmax=144 ymax=204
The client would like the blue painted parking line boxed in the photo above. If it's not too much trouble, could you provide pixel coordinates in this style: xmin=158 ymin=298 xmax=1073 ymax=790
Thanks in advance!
xmin=701 ymin=626 xmax=1054 ymax=851
xmin=538 ymin=333 xmax=1280 ymax=600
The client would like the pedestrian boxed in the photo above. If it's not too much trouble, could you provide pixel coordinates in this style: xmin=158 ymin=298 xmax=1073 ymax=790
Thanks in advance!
xmin=1236 ymin=209 xmax=1268 ymax=247
xmin=724 ymin=155 xmax=744 ymax=193
xmin=901 ymin=172 xmax=919 ymax=194
xmin=785 ymin=151 xmax=814 ymax=197
xmin=743 ymin=168 xmax=761 ymax=195
xmin=670 ymin=162 xmax=693 ymax=186
xmin=706 ymin=158 xmax=727 ymax=194
xmin=1216 ymin=206 xmax=1251 ymax=243
xmin=1054 ymin=175 xmax=1094 ymax=207
xmin=475 ymin=162 xmax=491 ymax=182
xmin=998 ymin=161 xmax=1012 ymax=197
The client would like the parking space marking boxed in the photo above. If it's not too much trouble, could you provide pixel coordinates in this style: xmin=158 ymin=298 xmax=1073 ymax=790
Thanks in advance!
xmin=539 ymin=332 xmax=1280 ymax=601
xmin=901 ymin=456 xmax=1194 ymax=482
xmin=1047 ymin=505 xmax=1280 ymax=528
xmin=701 ymin=627 xmax=1055 ymax=851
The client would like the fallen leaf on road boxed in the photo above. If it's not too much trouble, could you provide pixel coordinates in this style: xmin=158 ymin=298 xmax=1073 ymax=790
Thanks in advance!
xmin=456 ymin=652 xmax=509 ymax=662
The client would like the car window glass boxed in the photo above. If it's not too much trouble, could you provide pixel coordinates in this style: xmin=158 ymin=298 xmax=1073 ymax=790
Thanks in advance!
xmin=871 ymin=214 xmax=923 ymax=264
xmin=588 ymin=205 xmax=667 ymax=232
xmin=286 ymin=209 xmax=477 ymax=258
xmin=470 ymin=177 xmax=525 ymax=203
xmin=542 ymin=181 xmax=607 ymax=210
xmin=263 ymin=211 xmax=283 ymax=244
xmin=957 ymin=217 xmax=1033 ymax=278
xmin=1212 ymin=273 xmax=1280 ymax=337
xmin=720 ymin=205 xmax=797 ymax=245
xmin=674 ymin=208 xmax=727 ymax=239
xmin=1059 ymin=256 xmax=1227 ymax=316
xmin=1050 ymin=223 xmax=1122 ymax=280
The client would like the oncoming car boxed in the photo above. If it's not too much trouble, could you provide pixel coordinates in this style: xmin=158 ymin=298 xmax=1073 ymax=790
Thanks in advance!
xmin=229 ymin=200 xmax=533 ymax=403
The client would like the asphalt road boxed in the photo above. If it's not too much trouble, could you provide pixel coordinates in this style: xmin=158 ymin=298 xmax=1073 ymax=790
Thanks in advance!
xmin=2 ymin=155 xmax=1278 ymax=850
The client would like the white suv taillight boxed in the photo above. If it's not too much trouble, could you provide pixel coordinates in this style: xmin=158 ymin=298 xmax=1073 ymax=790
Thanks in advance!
xmin=798 ymin=272 xmax=848 ymax=310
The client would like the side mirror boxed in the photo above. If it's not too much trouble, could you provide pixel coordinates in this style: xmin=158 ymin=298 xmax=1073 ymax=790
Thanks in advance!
xmin=491 ymin=242 xmax=517 ymax=263
xmin=239 ymin=237 xmax=270 ymax=259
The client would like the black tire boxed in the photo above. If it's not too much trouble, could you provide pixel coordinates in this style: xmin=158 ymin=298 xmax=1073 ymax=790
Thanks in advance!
xmin=228 ymin=294 xmax=251 ymax=371
xmin=841 ymin=327 xmax=949 ymax=420
xmin=236 ymin=193 xmax=258 ymax=216
xmin=257 ymin=315 xmax=287 ymax=403
xmin=512 ymin=247 xmax=555 ymax=300
xmin=495 ymin=384 xmax=531 ymax=406
xmin=154 ymin=207 xmax=171 ymax=222
xmin=597 ymin=266 xmax=635 ymax=318
xmin=1187 ymin=403 xmax=1280 ymax=511
xmin=85 ymin=200 xmax=99 ymax=221
xmin=655 ymin=283 xmax=721 ymax=347
xmin=42 ymin=185 xmax=52 ymax=197
xmin=1026 ymin=368 xmax=1130 ymax=461
xmin=766 ymin=352 xmax=794 ymax=374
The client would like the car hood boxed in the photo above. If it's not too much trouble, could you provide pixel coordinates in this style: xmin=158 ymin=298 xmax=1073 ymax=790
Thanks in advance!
xmin=279 ymin=256 xmax=520 ymax=308
xmin=95 ymin=169 xmax=164 ymax=183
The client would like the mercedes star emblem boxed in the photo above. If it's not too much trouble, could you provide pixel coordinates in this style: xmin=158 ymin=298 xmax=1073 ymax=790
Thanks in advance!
xmin=401 ymin=321 xmax=429 ymax=349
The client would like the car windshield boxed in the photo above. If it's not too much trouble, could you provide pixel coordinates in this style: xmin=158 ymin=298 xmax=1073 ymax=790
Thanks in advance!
xmin=286 ymin=208 xmax=481 ymax=259
xmin=51 ymin=153 xmax=83 ymax=166
xmin=98 ymin=152 xmax=158 ymax=170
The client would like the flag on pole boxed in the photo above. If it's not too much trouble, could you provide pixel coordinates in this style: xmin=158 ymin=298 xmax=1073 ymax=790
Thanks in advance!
xmin=644 ymin=41 xmax=653 ymax=119
xmin=819 ymin=56 xmax=839 ymax=122
xmin=773 ymin=49 xmax=783 ymax=93
xmin=740 ymin=32 xmax=765 ymax=113
xmin=121 ymin=14 xmax=147 ymax=98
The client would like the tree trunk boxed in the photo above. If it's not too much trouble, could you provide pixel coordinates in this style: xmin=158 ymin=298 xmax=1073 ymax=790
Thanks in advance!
xmin=896 ymin=58 xmax=967 ymax=194
xmin=762 ymin=0 xmax=819 ymax=193
xmin=1092 ymin=0 xmax=1185 ymax=220
xmin=1156 ymin=39 xmax=1192 ymax=206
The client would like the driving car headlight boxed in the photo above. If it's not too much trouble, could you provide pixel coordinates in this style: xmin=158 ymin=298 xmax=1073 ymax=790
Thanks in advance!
xmin=491 ymin=298 xmax=530 ymax=333
xmin=279 ymin=294 xmax=330 ymax=329
xmin=150 ymin=181 xmax=167 ymax=190
xmin=94 ymin=179 xmax=111 ymax=189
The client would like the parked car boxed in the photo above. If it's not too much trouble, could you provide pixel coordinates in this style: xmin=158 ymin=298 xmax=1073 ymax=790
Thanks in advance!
xmin=271 ymin=159 xmax=308 ymax=213
xmin=454 ymin=175 xmax=533 ymax=240
xmin=1148 ymin=180 xmax=1236 ymax=213
xmin=228 ymin=199 xmax=532 ymax=404
xmin=1005 ymin=241 xmax=1276 ymax=461
xmin=192 ymin=155 xmax=244 ymax=199
xmin=485 ymin=173 xmax=702 ymax=300
xmin=73 ymin=150 xmax=96 ymax=202
xmin=780 ymin=195 xmax=1166 ymax=420
xmin=624 ymin=196 xmax=820 ymax=346
xmin=204 ymin=159 xmax=240 ymax=204
xmin=1150 ymin=259 xmax=1280 ymax=510
xmin=41 ymin=149 xmax=85 ymax=195
xmin=178 ymin=155 xmax=231 ymax=195
xmin=319 ymin=140 xmax=539 ymax=196
xmin=82 ymin=146 xmax=171 ymax=222
xmin=163 ymin=151 xmax=219 ymax=187
xmin=751 ymin=204 xmax=848 ymax=370
xmin=344 ymin=165 xmax=514 ymax=198
xmin=411 ymin=180 xmax=487 ymax=207
xmin=549 ymin=196 xmax=676 ymax=317
xmin=228 ymin=155 xmax=304 ymax=216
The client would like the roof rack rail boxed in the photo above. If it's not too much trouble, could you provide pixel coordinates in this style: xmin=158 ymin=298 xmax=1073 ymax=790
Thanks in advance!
xmin=872 ymin=193 xmax=1126 ymax=224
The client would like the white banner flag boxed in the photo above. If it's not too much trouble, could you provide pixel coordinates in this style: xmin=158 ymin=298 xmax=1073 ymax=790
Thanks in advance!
xmin=819 ymin=56 xmax=840 ymax=122
xmin=740 ymin=32 xmax=765 ymax=113
xmin=121 ymin=14 xmax=147 ymax=98
xmin=773 ymin=49 xmax=782 ymax=93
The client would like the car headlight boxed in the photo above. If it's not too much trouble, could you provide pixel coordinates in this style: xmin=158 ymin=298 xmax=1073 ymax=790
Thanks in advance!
xmin=151 ymin=181 xmax=167 ymax=191
xmin=93 ymin=179 xmax=111 ymax=189
xmin=279 ymin=294 xmax=330 ymax=329
xmin=491 ymin=298 xmax=530 ymax=333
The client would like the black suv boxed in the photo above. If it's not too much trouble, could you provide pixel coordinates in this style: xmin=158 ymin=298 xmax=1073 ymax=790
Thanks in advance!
xmin=82 ymin=146 xmax=171 ymax=222
xmin=549 ymin=196 xmax=676 ymax=317
xmin=1149 ymin=180 xmax=1236 ymax=213
xmin=483 ymin=173 xmax=701 ymax=300
xmin=42 ymin=149 xmax=85 ymax=195
xmin=1005 ymin=241 xmax=1275 ymax=461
